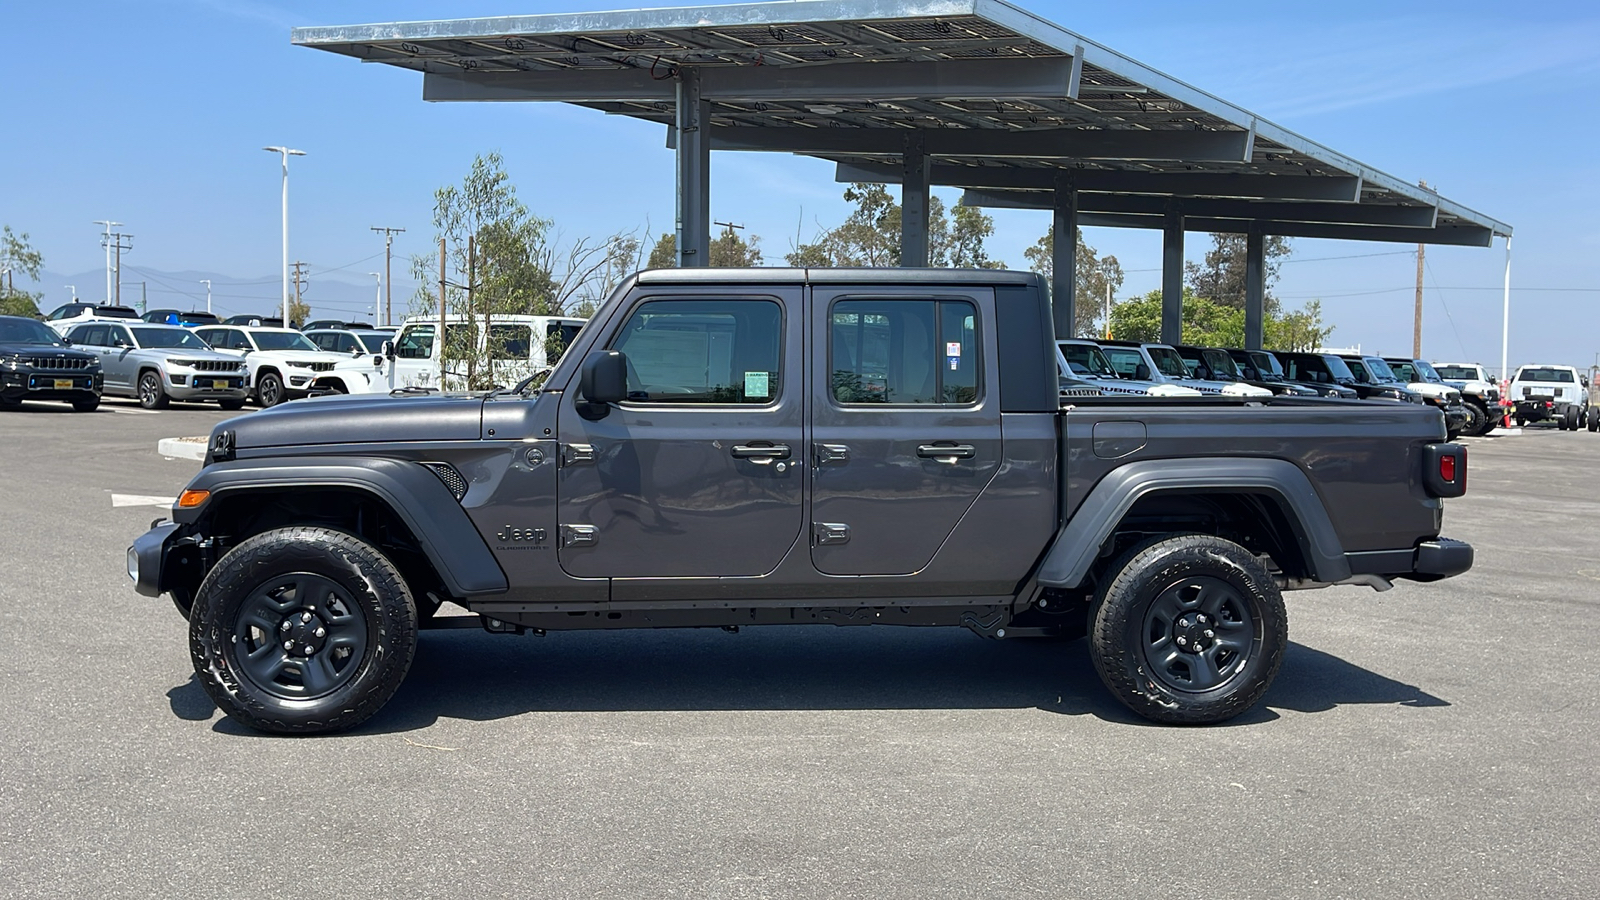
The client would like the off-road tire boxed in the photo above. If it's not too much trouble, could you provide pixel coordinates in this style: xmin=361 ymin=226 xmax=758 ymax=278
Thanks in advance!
xmin=138 ymin=370 xmax=170 ymax=409
xmin=1089 ymin=534 xmax=1286 ymax=725
xmin=1460 ymin=399 xmax=1486 ymax=437
xmin=188 ymin=526 xmax=417 ymax=735
xmin=255 ymin=370 xmax=285 ymax=407
xmin=1563 ymin=408 xmax=1579 ymax=430
xmin=218 ymin=398 xmax=246 ymax=411
xmin=1589 ymin=411 xmax=1598 ymax=433
xmin=71 ymin=396 xmax=100 ymax=412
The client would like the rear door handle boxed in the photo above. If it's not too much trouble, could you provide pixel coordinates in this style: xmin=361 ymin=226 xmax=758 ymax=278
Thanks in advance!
xmin=917 ymin=443 xmax=976 ymax=461
xmin=731 ymin=442 xmax=791 ymax=461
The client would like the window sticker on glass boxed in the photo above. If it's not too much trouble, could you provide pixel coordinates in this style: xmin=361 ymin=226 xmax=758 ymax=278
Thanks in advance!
xmin=948 ymin=356 xmax=960 ymax=371
xmin=744 ymin=371 xmax=770 ymax=399
xmin=946 ymin=342 xmax=962 ymax=357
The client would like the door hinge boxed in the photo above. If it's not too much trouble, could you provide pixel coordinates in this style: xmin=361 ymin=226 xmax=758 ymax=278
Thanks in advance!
xmin=561 ymin=443 xmax=596 ymax=466
xmin=560 ymin=524 xmax=599 ymax=548
xmin=812 ymin=522 xmax=850 ymax=546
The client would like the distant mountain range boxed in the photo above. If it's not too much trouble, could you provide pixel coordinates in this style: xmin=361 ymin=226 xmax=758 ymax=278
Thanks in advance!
xmin=30 ymin=266 xmax=423 ymax=325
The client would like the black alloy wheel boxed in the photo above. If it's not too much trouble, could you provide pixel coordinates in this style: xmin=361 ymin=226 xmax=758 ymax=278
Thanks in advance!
xmin=255 ymin=371 xmax=285 ymax=407
xmin=189 ymin=526 xmax=417 ymax=734
xmin=1090 ymin=534 xmax=1286 ymax=725
xmin=138 ymin=371 xmax=170 ymax=409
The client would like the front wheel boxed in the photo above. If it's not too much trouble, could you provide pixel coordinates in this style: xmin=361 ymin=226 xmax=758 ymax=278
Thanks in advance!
xmin=138 ymin=371 xmax=170 ymax=409
xmin=255 ymin=371 xmax=285 ymax=407
xmin=1089 ymin=534 xmax=1286 ymax=725
xmin=71 ymin=396 xmax=100 ymax=412
xmin=188 ymin=526 xmax=418 ymax=734
xmin=218 ymin=398 xmax=246 ymax=411
xmin=1461 ymin=400 xmax=1486 ymax=437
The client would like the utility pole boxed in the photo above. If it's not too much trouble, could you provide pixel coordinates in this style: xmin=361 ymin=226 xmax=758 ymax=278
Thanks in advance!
xmin=200 ymin=279 xmax=212 ymax=313
xmin=290 ymin=260 xmax=308 ymax=323
xmin=1413 ymin=179 xmax=1428 ymax=358
xmin=107 ymin=231 xmax=134 ymax=306
xmin=368 ymin=272 xmax=381 ymax=323
xmin=93 ymin=220 xmax=123 ymax=303
xmin=371 ymin=226 xmax=405 ymax=327
xmin=438 ymin=237 xmax=447 ymax=386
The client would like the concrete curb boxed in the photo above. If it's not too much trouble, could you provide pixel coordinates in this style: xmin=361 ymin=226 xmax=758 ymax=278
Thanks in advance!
xmin=157 ymin=437 xmax=208 ymax=461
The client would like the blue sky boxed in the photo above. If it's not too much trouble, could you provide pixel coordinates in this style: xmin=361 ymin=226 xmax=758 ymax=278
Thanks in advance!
xmin=4 ymin=0 xmax=1597 ymax=372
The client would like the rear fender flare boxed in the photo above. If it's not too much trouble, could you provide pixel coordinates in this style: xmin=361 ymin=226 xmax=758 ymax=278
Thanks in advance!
xmin=174 ymin=456 xmax=507 ymax=597
xmin=1036 ymin=457 xmax=1350 ymax=590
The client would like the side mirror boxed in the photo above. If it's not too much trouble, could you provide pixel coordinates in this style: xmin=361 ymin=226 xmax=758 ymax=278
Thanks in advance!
xmin=382 ymin=340 xmax=395 ymax=361
xmin=350 ymin=345 xmax=363 ymax=357
xmin=61 ymin=338 xmax=73 ymax=346
xmin=1134 ymin=363 xmax=1151 ymax=380
xmin=580 ymin=350 xmax=628 ymax=404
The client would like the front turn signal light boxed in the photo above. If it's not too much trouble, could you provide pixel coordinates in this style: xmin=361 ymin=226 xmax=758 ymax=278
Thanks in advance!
xmin=178 ymin=489 xmax=210 ymax=508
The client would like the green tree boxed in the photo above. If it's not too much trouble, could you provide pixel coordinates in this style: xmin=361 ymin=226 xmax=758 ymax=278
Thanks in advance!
xmin=1 ymin=226 xmax=45 ymax=317
xmin=1184 ymin=233 xmax=1294 ymax=313
xmin=643 ymin=225 xmax=763 ymax=269
xmin=1023 ymin=225 xmax=1124 ymax=338
xmin=1108 ymin=288 xmax=1331 ymax=351
xmin=785 ymin=184 xmax=1001 ymax=270
xmin=647 ymin=233 xmax=676 ymax=269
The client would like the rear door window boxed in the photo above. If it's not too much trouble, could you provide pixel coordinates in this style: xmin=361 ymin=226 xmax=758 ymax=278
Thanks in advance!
xmin=829 ymin=299 xmax=978 ymax=405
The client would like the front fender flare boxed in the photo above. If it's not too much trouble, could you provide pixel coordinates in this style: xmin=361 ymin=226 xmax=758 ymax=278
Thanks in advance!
xmin=1037 ymin=457 xmax=1350 ymax=590
xmin=175 ymin=456 xmax=508 ymax=597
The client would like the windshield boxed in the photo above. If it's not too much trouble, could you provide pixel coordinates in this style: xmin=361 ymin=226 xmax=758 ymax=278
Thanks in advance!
xmin=1145 ymin=346 xmax=1191 ymax=378
xmin=1102 ymin=347 xmax=1150 ymax=379
xmin=1057 ymin=342 xmax=1117 ymax=377
xmin=1411 ymin=360 xmax=1442 ymax=382
xmin=131 ymin=327 xmax=209 ymax=350
xmin=354 ymin=332 xmax=388 ymax=353
xmin=1434 ymin=365 xmax=1478 ymax=381
xmin=1515 ymin=367 xmax=1574 ymax=383
xmin=1363 ymin=358 xmax=1402 ymax=383
xmin=1201 ymin=349 xmax=1241 ymax=379
xmin=1251 ymin=352 xmax=1286 ymax=378
xmin=251 ymin=331 xmax=320 ymax=352
xmin=0 ymin=318 xmax=65 ymax=346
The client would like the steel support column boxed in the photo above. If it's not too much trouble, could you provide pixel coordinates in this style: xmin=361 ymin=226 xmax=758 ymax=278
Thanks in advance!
xmin=1161 ymin=201 xmax=1184 ymax=344
xmin=1051 ymin=173 xmax=1077 ymax=339
xmin=675 ymin=67 xmax=710 ymax=267
xmin=900 ymin=133 xmax=930 ymax=267
xmin=1244 ymin=224 xmax=1265 ymax=350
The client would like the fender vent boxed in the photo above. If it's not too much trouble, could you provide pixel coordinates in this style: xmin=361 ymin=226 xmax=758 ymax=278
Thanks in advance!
xmin=421 ymin=462 xmax=468 ymax=501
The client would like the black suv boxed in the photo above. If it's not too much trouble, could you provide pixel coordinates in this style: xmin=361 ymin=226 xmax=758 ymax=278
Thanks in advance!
xmin=1227 ymin=348 xmax=1358 ymax=398
xmin=0 ymin=315 xmax=103 ymax=411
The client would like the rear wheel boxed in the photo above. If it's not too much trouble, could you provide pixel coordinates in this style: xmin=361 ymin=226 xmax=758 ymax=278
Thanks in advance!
xmin=189 ymin=526 xmax=418 ymax=734
xmin=1089 ymin=534 xmax=1286 ymax=725
xmin=138 ymin=371 xmax=170 ymax=409
xmin=1564 ymin=408 xmax=1579 ymax=430
xmin=1589 ymin=411 xmax=1598 ymax=433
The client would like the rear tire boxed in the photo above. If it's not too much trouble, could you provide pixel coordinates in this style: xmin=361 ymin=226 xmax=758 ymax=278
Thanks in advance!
xmin=188 ymin=526 xmax=418 ymax=735
xmin=138 ymin=371 xmax=170 ymax=409
xmin=1089 ymin=534 xmax=1286 ymax=725
xmin=1564 ymin=408 xmax=1579 ymax=430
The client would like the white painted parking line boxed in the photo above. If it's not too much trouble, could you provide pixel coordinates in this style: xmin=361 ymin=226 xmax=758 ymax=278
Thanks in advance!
xmin=102 ymin=407 xmax=159 ymax=415
xmin=110 ymin=493 xmax=176 ymax=508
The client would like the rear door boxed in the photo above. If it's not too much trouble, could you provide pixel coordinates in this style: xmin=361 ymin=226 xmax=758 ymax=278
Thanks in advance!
xmin=808 ymin=285 xmax=1001 ymax=575
xmin=105 ymin=325 xmax=138 ymax=391
xmin=555 ymin=287 xmax=804 ymax=580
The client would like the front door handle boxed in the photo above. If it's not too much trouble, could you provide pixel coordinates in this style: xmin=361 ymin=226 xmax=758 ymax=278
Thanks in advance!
xmin=731 ymin=442 xmax=791 ymax=461
xmin=917 ymin=443 xmax=976 ymax=461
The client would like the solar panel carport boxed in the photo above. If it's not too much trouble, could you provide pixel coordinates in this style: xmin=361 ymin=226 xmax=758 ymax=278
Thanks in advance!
xmin=292 ymin=0 xmax=1512 ymax=349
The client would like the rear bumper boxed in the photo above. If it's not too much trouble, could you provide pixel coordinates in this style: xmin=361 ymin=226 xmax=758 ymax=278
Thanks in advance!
xmin=1346 ymin=537 xmax=1474 ymax=584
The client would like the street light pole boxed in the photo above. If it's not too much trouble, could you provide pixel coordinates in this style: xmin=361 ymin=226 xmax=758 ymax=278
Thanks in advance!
xmin=368 ymin=272 xmax=381 ymax=323
xmin=64 ymin=285 xmax=76 ymax=300
xmin=200 ymin=279 xmax=212 ymax=313
xmin=263 ymin=147 xmax=306 ymax=326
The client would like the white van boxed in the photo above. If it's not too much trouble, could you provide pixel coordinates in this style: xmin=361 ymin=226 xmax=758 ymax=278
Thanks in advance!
xmin=374 ymin=314 xmax=585 ymax=391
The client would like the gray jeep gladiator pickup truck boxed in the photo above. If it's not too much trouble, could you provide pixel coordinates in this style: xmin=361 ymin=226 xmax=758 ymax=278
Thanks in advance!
xmin=129 ymin=269 xmax=1472 ymax=734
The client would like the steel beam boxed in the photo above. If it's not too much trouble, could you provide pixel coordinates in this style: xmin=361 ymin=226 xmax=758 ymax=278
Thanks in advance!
xmin=1162 ymin=201 xmax=1184 ymax=345
xmin=704 ymin=126 xmax=1251 ymax=162
xmin=836 ymin=161 xmax=1363 ymax=202
xmin=675 ymin=68 xmax=711 ymax=267
xmin=1052 ymin=173 xmax=1076 ymax=339
xmin=901 ymin=134 xmax=930 ymax=267
xmin=423 ymin=56 xmax=1078 ymax=104
xmin=1071 ymin=212 xmax=1495 ymax=247
xmin=1245 ymin=224 xmax=1265 ymax=350
xmin=958 ymin=188 xmax=1434 ymax=227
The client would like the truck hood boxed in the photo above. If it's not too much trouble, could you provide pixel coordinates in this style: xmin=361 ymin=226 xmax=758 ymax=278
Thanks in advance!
xmin=220 ymin=392 xmax=485 ymax=449
xmin=0 ymin=342 xmax=98 ymax=361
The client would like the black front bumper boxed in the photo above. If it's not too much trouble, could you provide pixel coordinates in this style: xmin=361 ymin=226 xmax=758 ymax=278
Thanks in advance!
xmin=128 ymin=521 xmax=180 ymax=597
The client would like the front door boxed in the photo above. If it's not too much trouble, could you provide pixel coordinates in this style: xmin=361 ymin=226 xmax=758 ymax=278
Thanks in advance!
xmin=808 ymin=287 xmax=1002 ymax=576
xmin=555 ymin=289 xmax=805 ymax=579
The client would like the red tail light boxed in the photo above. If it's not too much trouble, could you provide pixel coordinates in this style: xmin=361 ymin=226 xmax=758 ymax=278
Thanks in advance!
xmin=1440 ymin=454 xmax=1456 ymax=483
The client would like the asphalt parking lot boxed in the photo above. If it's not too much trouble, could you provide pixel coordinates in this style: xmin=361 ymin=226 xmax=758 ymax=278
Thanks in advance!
xmin=1 ymin=398 xmax=1596 ymax=899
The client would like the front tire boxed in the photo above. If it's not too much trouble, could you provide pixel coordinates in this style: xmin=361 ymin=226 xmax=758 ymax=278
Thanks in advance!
xmin=218 ymin=398 xmax=246 ymax=411
xmin=71 ymin=396 xmax=100 ymax=412
xmin=1089 ymin=534 xmax=1286 ymax=725
xmin=188 ymin=527 xmax=418 ymax=735
xmin=255 ymin=371 xmax=285 ymax=407
xmin=1461 ymin=400 xmax=1486 ymax=437
xmin=138 ymin=371 xmax=170 ymax=409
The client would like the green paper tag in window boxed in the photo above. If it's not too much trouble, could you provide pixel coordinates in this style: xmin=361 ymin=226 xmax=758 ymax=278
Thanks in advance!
xmin=744 ymin=371 xmax=770 ymax=399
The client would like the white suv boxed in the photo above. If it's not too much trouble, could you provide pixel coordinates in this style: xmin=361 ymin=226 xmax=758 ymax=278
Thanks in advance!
xmin=193 ymin=325 xmax=338 ymax=407
xmin=1508 ymin=364 xmax=1589 ymax=430
xmin=45 ymin=303 xmax=143 ymax=336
